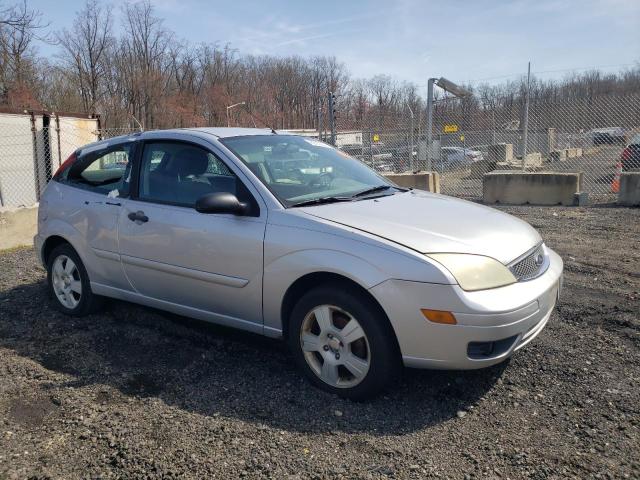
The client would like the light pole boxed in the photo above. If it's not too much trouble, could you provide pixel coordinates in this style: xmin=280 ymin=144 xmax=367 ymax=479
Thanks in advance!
xmin=426 ymin=77 xmax=472 ymax=171
xmin=226 ymin=101 xmax=246 ymax=127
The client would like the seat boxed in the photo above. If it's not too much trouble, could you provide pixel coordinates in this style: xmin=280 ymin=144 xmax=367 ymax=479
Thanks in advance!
xmin=146 ymin=148 xmax=214 ymax=205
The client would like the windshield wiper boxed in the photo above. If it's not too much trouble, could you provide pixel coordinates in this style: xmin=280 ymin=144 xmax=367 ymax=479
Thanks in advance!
xmin=289 ymin=196 xmax=353 ymax=208
xmin=351 ymin=185 xmax=394 ymax=198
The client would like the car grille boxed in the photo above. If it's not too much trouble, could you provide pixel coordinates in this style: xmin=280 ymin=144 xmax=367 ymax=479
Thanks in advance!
xmin=509 ymin=244 xmax=547 ymax=282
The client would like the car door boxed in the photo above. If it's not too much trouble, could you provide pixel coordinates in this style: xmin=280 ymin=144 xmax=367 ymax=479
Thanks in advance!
xmin=58 ymin=141 xmax=135 ymax=291
xmin=117 ymin=139 xmax=267 ymax=332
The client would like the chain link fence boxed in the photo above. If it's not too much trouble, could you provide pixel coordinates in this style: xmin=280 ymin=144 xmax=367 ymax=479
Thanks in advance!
xmin=0 ymin=114 xmax=139 ymax=208
xmin=1 ymin=91 xmax=638 ymax=208
xmin=335 ymin=92 xmax=640 ymax=203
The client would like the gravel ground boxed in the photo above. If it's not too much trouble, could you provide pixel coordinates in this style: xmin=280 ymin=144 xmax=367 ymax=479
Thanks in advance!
xmin=0 ymin=205 xmax=638 ymax=479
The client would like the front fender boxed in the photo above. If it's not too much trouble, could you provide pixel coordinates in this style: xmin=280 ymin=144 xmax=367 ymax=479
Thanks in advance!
xmin=261 ymin=217 xmax=456 ymax=335
xmin=262 ymin=248 xmax=389 ymax=334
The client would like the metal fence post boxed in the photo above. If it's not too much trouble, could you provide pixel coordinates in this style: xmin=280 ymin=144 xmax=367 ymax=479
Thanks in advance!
xmin=369 ymin=130 xmax=374 ymax=170
xmin=521 ymin=62 xmax=531 ymax=170
xmin=426 ymin=78 xmax=435 ymax=172
xmin=328 ymin=91 xmax=336 ymax=145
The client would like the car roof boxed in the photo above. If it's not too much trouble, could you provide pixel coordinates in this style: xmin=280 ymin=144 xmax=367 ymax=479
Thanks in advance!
xmin=187 ymin=127 xmax=277 ymax=138
xmin=77 ymin=127 xmax=302 ymax=156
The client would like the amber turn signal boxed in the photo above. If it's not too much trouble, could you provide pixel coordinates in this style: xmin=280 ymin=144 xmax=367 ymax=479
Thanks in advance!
xmin=421 ymin=309 xmax=457 ymax=325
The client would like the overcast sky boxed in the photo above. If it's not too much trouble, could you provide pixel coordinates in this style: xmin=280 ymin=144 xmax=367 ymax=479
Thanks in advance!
xmin=31 ymin=0 xmax=640 ymax=92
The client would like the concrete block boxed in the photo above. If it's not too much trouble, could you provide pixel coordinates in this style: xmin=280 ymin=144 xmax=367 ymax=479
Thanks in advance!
xmin=469 ymin=160 xmax=496 ymax=178
xmin=0 ymin=205 xmax=38 ymax=250
xmin=385 ymin=171 xmax=440 ymax=193
xmin=618 ymin=172 xmax=640 ymax=206
xmin=550 ymin=150 xmax=567 ymax=162
xmin=575 ymin=148 xmax=583 ymax=157
xmin=573 ymin=192 xmax=589 ymax=206
xmin=495 ymin=162 xmax=521 ymax=170
xmin=483 ymin=171 xmax=583 ymax=206
xmin=523 ymin=152 xmax=543 ymax=168
xmin=488 ymin=143 xmax=514 ymax=163
xmin=584 ymin=147 xmax=599 ymax=156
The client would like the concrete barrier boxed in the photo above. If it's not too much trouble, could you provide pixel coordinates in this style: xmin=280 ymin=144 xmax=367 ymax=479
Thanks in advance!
xmin=618 ymin=172 xmax=640 ymax=206
xmin=0 ymin=205 xmax=38 ymax=250
xmin=385 ymin=171 xmax=440 ymax=193
xmin=483 ymin=171 xmax=584 ymax=206
xmin=470 ymin=160 xmax=496 ymax=179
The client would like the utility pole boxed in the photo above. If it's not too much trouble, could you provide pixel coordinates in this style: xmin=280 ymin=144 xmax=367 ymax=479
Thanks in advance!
xmin=521 ymin=62 xmax=531 ymax=170
xmin=426 ymin=77 xmax=472 ymax=172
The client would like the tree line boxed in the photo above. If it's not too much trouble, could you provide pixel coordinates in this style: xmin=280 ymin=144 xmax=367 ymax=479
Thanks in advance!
xmin=1 ymin=0 xmax=638 ymax=132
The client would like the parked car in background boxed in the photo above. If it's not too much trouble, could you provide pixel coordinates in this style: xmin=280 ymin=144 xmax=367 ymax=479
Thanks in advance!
xmin=36 ymin=128 xmax=563 ymax=400
xmin=621 ymin=134 xmax=640 ymax=171
xmin=340 ymin=144 xmax=395 ymax=173
xmin=439 ymin=147 xmax=484 ymax=169
xmin=589 ymin=127 xmax=626 ymax=146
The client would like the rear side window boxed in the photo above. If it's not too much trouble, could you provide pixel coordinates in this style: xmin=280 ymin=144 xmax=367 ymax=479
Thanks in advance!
xmin=64 ymin=144 xmax=133 ymax=196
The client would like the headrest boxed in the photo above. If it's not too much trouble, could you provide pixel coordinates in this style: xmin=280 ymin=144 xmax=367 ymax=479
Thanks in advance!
xmin=170 ymin=148 xmax=209 ymax=177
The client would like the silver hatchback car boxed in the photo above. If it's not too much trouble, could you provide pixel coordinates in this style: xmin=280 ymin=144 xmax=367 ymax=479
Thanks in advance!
xmin=35 ymin=128 xmax=563 ymax=399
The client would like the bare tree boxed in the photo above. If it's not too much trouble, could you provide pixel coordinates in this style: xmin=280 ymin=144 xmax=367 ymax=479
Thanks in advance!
xmin=56 ymin=0 xmax=113 ymax=113
xmin=0 ymin=0 xmax=47 ymax=106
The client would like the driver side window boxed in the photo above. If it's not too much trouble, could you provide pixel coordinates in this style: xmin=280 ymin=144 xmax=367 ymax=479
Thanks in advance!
xmin=138 ymin=142 xmax=238 ymax=208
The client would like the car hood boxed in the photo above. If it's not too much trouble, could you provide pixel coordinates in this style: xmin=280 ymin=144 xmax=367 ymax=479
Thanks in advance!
xmin=299 ymin=191 xmax=541 ymax=264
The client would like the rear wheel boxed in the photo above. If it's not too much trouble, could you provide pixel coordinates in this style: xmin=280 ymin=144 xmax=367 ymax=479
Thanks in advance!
xmin=47 ymin=244 xmax=103 ymax=316
xmin=288 ymin=285 xmax=400 ymax=400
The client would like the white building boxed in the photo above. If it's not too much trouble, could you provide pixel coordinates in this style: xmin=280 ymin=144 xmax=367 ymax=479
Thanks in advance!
xmin=284 ymin=129 xmax=364 ymax=147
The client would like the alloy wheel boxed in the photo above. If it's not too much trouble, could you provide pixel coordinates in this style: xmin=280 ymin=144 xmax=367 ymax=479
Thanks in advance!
xmin=51 ymin=255 xmax=82 ymax=309
xmin=299 ymin=304 xmax=371 ymax=388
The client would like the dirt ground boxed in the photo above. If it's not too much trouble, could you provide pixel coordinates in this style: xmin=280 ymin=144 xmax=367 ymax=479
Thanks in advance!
xmin=0 ymin=205 xmax=638 ymax=479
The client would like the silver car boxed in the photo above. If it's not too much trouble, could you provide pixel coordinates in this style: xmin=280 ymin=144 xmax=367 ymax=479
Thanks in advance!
xmin=35 ymin=128 xmax=563 ymax=399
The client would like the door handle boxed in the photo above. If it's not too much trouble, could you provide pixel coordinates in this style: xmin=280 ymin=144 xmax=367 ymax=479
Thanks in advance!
xmin=128 ymin=211 xmax=149 ymax=223
xmin=106 ymin=201 xmax=122 ymax=206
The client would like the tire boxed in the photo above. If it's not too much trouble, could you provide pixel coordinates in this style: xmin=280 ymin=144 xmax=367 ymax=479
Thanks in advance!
xmin=288 ymin=284 xmax=401 ymax=400
xmin=47 ymin=243 xmax=104 ymax=316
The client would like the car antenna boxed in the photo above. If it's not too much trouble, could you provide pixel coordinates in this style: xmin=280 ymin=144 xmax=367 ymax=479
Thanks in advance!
xmin=244 ymin=109 xmax=277 ymax=134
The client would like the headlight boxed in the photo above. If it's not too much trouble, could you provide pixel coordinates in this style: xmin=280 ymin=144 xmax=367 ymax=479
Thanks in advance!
xmin=426 ymin=253 xmax=517 ymax=291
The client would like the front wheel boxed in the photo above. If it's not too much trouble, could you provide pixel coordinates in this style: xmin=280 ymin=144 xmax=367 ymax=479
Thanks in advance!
xmin=288 ymin=285 xmax=400 ymax=400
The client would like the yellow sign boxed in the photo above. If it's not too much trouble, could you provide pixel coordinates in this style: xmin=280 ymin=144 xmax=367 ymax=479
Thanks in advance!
xmin=372 ymin=134 xmax=380 ymax=142
xmin=443 ymin=124 xmax=458 ymax=133
xmin=460 ymin=135 xmax=465 ymax=142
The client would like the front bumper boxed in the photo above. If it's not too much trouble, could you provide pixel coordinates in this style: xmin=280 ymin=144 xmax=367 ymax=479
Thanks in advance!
xmin=370 ymin=247 xmax=563 ymax=369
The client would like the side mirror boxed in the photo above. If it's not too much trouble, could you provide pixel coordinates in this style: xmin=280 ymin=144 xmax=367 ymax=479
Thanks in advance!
xmin=195 ymin=192 xmax=248 ymax=215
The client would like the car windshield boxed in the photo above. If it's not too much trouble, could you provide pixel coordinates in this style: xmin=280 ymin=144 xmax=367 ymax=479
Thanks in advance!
xmin=221 ymin=135 xmax=396 ymax=207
